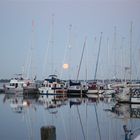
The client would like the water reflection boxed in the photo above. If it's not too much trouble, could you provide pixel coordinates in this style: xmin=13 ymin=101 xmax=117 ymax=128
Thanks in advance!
xmin=107 ymin=103 xmax=140 ymax=119
xmin=38 ymin=94 xmax=67 ymax=110
xmin=3 ymin=93 xmax=38 ymax=113
xmin=1 ymin=93 xmax=140 ymax=140
xmin=105 ymin=103 xmax=140 ymax=140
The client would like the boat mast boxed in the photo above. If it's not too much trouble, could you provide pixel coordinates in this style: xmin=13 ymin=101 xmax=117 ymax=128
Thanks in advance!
xmin=68 ymin=24 xmax=72 ymax=79
xmin=120 ymin=37 xmax=125 ymax=82
xmin=76 ymin=37 xmax=87 ymax=80
xmin=51 ymin=14 xmax=54 ymax=74
xmin=42 ymin=14 xmax=55 ymax=78
xmin=60 ymin=24 xmax=72 ymax=80
xmin=107 ymin=38 xmax=110 ymax=79
xmin=130 ymin=21 xmax=133 ymax=82
xmin=113 ymin=26 xmax=117 ymax=80
xmin=93 ymin=33 xmax=102 ymax=140
xmin=26 ymin=20 xmax=35 ymax=80
xmin=94 ymin=32 xmax=102 ymax=80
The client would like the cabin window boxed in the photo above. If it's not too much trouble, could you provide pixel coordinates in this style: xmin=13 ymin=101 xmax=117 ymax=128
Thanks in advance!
xmin=10 ymin=83 xmax=14 ymax=86
xmin=15 ymin=83 xmax=18 ymax=88
xmin=27 ymin=82 xmax=30 ymax=86
xmin=45 ymin=84 xmax=48 ymax=87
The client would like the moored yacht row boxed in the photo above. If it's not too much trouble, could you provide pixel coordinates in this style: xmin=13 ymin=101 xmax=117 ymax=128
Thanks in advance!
xmin=2 ymin=75 xmax=140 ymax=104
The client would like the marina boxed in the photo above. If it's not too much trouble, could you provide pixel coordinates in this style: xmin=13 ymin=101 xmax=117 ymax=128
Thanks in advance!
xmin=0 ymin=0 xmax=140 ymax=140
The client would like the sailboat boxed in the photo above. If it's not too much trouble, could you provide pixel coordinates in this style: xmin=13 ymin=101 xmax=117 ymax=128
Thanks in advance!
xmin=66 ymin=37 xmax=88 ymax=96
xmin=86 ymin=33 xmax=105 ymax=98
xmin=4 ymin=21 xmax=38 ymax=94
xmin=115 ymin=22 xmax=140 ymax=103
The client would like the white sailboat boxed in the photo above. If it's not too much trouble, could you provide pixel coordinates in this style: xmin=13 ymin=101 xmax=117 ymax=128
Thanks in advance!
xmin=4 ymin=21 xmax=38 ymax=94
xmin=86 ymin=33 xmax=105 ymax=98
xmin=115 ymin=82 xmax=140 ymax=103
xmin=67 ymin=37 xmax=88 ymax=96
xmin=115 ymin=22 xmax=140 ymax=103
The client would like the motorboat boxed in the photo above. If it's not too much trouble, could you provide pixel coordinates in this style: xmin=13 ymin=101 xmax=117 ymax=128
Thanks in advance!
xmin=4 ymin=78 xmax=25 ymax=94
xmin=38 ymin=75 xmax=65 ymax=95
xmin=4 ymin=76 xmax=38 ymax=94
xmin=66 ymin=80 xmax=88 ymax=96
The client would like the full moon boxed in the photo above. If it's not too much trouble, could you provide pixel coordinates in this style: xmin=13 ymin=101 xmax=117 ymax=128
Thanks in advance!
xmin=63 ymin=63 xmax=69 ymax=69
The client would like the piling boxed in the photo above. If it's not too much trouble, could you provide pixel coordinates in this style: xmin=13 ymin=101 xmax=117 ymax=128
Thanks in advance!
xmin=41 ymin=125 xmax=56 ymax=140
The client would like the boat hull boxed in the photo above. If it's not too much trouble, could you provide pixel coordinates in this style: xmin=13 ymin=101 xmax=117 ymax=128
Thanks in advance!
xmin=116 ymin=87 xmax=140 ymax=104
xmin=67 ymin=89 xmax=87 ymax=96
xmin=39 ymin=87 xmax=55 ymax=94
xmin=87 ymin=89 xmax=104 ymax=94
xmin=4 ymin=86 xmax=23 ymax=94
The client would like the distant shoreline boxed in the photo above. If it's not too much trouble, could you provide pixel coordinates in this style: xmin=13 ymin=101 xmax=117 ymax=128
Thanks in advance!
xmin=0 ymin=79 xmax=140 ymax=83
xmin=0 ymin=79 xmax=10 ymax=83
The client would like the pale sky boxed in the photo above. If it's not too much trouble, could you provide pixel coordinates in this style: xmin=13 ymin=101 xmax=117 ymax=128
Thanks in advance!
xmin=0 ymin=0 xmax=140 ymax=80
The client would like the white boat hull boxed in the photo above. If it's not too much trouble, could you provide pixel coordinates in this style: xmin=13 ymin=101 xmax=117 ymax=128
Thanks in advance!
xmin=116 ymin=87 xmax=140 ymax=103
xmin=39 ymin=87 xmax=55 ymax=94
xmin=5 ymin=86 xmax=23 ymax=94
xmin=87 ymin=89 xmax=104 ymax=94
xmin=131 ymin=97 xmax=140 ymax=103
xmin=86 ymin=94 xmax=104 ymax=99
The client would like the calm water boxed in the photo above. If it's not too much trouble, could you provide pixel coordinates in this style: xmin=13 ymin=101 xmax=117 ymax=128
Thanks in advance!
xmin=0 ymin=90 xmax=140 ymax=140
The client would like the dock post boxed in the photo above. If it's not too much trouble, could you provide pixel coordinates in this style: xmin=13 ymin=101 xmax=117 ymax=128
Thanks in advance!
xmin=41 ymin=125 xmax=56 ymax=140
xmin=80 ymin=85 xmax=82 ymax=99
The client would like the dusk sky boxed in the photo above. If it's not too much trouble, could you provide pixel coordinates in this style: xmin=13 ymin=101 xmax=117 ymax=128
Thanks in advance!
xmin=0 ymin=0 xmax=140 ymax=80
